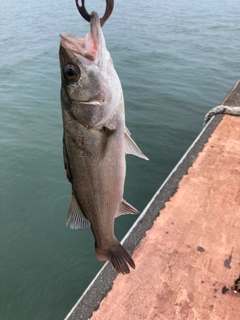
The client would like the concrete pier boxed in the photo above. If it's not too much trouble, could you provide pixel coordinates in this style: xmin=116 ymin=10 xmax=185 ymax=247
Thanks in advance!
xmin=65 ymin=80 xmax=240 ymax=320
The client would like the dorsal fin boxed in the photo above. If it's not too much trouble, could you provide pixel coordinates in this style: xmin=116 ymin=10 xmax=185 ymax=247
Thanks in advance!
xmin=116 ymin=199 xmax=140 ymax=218
xmin=66 ymin=193 xmax=91 ymax=229
xmin=125 ymin=129 xmax=149 ymax=160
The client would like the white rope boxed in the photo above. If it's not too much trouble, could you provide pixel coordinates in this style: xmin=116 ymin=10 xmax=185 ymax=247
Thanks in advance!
xmin=204 ymin=105 xmax=240 ymax=126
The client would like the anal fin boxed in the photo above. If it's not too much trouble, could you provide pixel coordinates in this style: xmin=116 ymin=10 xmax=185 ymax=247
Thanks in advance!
xmin=125 ymin=128 xmax=149 ymax=160
xmin=66 ymin=193 xmax=91 ymax=229
xmin=116 ymin=199 xmax=140 ymax=218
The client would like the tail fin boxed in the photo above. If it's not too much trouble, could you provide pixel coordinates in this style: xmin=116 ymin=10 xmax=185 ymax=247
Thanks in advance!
xmin=96 ymin=242 xmax=135 ymax=274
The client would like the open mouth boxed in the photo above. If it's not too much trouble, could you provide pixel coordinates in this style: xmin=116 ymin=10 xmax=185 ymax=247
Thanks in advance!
xmin=60 ymin=33 xmax=96 ymax=64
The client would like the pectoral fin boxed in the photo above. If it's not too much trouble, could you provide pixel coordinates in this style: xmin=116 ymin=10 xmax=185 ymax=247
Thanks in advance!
xmin=125 ymin=129 xmax=149 ymax=160
xmin=116 ymin=199 xmax=140 ymax=218
xmin=63 ymin=137 xmax=72 ymax=183
xmin=66 ymin=193 xmax=91 ymax=229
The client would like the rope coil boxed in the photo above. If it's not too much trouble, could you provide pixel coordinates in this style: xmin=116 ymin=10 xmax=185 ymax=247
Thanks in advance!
xmin=204 ymin=105 xmax=240 ymax=126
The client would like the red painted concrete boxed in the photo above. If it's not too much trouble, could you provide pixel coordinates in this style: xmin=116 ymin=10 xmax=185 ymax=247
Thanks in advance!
xmin=91 ymin=115 xmax=240 ymax=320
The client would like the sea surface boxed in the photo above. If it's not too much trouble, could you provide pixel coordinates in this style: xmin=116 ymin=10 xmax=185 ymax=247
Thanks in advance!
xmin=0 ymin=0 xmax=239 ymax=319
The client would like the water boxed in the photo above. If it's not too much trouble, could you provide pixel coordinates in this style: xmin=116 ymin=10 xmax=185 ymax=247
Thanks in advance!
xmin=0 ymin=0 xmax=239 ymax=319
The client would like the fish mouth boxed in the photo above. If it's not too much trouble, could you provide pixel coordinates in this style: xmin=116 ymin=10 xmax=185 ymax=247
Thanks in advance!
xmin=60 ymin=33 xmax=95 ymax=64
xmin=60 ymin=12 xmax=104 ymax=66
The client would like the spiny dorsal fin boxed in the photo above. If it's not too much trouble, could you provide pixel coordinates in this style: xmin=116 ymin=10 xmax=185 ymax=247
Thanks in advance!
xmin=66 ymin=193 xmax=91 ymax=229
xmin=116 ymin=199 xmax=140 ymax=218
xmin=125 ymin=129 xmax=149 ymax=160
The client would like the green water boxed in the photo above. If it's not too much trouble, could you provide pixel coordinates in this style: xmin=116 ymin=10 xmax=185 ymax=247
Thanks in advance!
xmin=0 ymin=0 xmax=239 ymax=319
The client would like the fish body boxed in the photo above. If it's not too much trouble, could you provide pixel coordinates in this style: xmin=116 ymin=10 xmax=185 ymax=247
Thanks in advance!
xmin=59 ymin=12 xmax=147 ymax=274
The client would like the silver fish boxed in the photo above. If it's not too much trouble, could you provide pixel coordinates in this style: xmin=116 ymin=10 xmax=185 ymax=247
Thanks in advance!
xmin=59 ymin=4 xmax=148 ymax=274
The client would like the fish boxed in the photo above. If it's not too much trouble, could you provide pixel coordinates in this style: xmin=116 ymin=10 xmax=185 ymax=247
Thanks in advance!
xmin=59 ymin=8 xmax=148 ymax=274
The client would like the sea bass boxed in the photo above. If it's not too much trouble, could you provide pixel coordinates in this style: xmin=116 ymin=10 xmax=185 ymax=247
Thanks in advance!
xmin=59 ymin=6 xmax=148 ymax=274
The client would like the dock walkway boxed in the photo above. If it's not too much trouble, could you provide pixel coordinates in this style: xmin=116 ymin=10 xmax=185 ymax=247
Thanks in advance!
xmin=65 ymin=80 xmax=240 ymax=320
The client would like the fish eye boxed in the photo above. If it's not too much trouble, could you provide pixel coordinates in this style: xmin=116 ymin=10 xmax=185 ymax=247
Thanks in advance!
xmin=63 ymin=64 xmax=80 ymax=81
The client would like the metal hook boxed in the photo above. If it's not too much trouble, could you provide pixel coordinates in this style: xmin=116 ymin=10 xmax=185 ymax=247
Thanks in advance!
xmin=75 ymin=0 xmax=114 ymax=27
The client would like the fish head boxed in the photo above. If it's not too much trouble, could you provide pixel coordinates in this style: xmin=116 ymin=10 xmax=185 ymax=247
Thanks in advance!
xmin=59 ymin=12 xmax=123 ymax=129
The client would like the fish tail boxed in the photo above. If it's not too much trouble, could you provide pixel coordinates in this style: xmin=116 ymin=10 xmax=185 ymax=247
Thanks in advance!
xmin=96 ymin=242 xmax=135 ymax=274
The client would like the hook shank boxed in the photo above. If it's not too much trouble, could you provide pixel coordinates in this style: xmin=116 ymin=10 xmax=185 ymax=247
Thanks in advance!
xmin=75 ymin=0 xmax=114 ymax=27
